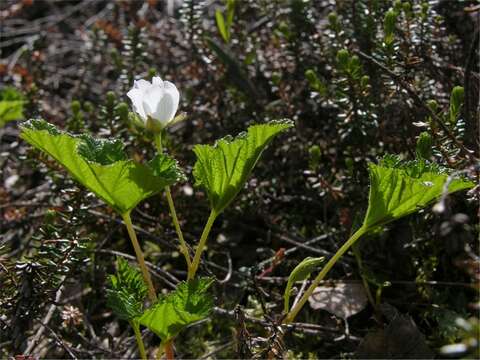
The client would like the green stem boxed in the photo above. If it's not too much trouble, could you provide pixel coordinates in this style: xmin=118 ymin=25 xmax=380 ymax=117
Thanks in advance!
xmin=153 ymin=131 xmax=182 ymax=358
xmin=130 ymin=320 xmax=147 ymax=360
xmin=154 ymin=132 xmax=192 ymax=272
xmin=122 ymin=212 xmax=157 ymax=302
xmin=188 ymin=210 xmax=217 ymax=280
xmin=165 ymin=187 xmax=192 ymax=270
xmin=153 ymin=131 xmax=163 ymax=153
xmin=283 ymin=226 xmax=367 ymax=324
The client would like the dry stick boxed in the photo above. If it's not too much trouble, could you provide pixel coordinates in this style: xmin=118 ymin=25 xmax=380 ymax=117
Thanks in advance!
xmin=217 ymin=251 xmax=233 ymax=284
xmin=353 ymin=49 xmax=478 ymax=163
xmin=212 ymin=307 xmax=339 ymax=334
xmin=88 ymin=209 xmax=176 ymax=250
xmin=199 ymin=340 xmax=235 ymax=359
xmin=291 ymin=279 xmax=309 ymax=311
xmin=239 ymin=223 xmax=344 ymax=261
xmin=256 ymin=276 xmax=474 ymax=288
xmin=464 ymin=28 xmax=480 ymax=133
xmin=122 ymin=212 xmax=157 ymax=302
xmin=43 ymin=324 xmax=78 ymax=359
xmin=25 ymin=280 xmax=65 ymax=354
xmin=97 ymin=248 xmax=179 ymax=288
xmin=352 ymin=242 xmax=381 ymax=323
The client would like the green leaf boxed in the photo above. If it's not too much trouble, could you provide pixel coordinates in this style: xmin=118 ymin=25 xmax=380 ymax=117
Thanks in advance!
xmin=449 ymin=86 xmax=464 ymax=124
xmin=106 ymin=258 xmax=148 ymax=321
xmin=284 ymin=257 xmax=325 ymax=313
xmin=226 ymin=0 xmax=235 ymax=27
xmin=305 ymin=69 xmax=327 ymax=97
xmin=77 ymin=135 xmax=127 ymax=165
xmin=0 ymin=87 xmax=24 ymax=101
xmin=193 ymin=120 xmax=293 ymax=214
xmin=20 ymin=119 xmax=185 ymax=214
xmin=384 ymin=9 xmax=398 ymax=44
xmin=336 ymin=49 xmax=350 ymax=71
xmin=362 ymin=156 xmax=474 ymax=231
xmin=139 ymin=278 xmax=214 ymax=343
xmin=215 ymin=10 xmax=229 ymax=42
xmin=415 ymin=132 xmax=433 ymax=160
xmin=0 ymin=87 xmax=24 ymax=127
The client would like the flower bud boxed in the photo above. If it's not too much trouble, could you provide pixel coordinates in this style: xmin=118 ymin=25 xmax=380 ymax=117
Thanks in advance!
xmin=427 ymin=99 xmax=438 ymax=113
xmin=127 ymin=76 xmax=180 ymax=132
xmin=328 ymin=12 xmax=338 ymax=26
xmin=71 ymin=100 xmax=81 ymax=114
xmin=416 ymin=131 xmax=433 ymax=159
xmin=337 ymin=49 xmax=350 ymax=70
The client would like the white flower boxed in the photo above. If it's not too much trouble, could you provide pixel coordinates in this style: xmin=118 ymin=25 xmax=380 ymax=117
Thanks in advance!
xmin=127 ymin=76 xmax=180 ymax=132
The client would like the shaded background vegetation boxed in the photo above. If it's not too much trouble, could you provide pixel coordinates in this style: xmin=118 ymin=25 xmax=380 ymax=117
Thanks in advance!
xmin=1 ymin=0 xmax=479 ymax=358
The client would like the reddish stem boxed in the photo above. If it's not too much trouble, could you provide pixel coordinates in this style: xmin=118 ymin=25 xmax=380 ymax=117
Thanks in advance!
xmin=164 ymin=340 xmax=174 ymax=360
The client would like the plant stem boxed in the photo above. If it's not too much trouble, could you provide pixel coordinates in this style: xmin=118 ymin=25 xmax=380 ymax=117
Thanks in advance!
xmin=153 ymin=131 xmax=163 ymax=152
xmin=283 ymin=226 xmax=367 ymax=324
xmin=164 ymin=340 xmax=174 ymax=360
xmin=122 ymin=212 xmax=157 ymax=302
xmin=188 ymin=210 xmax=217 ymax=280
xmin=165 ymin=187 xmax=192 ymax=270
xmin=154 ymin=132 xmax=192 ymax=272
xmin=130 ymin=320 xmax=147 ymax=360
xmin=153 ymin=132 xmax=182 ymax=359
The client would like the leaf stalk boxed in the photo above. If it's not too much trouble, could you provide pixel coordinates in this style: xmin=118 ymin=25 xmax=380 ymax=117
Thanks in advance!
xmin=130 ymin=320 xmax=147 ymax=360
xmin=154 ymin=132 xmax=192 ymax=271
xmin=122 ymin=212 xmax=157 ymax=302
xmin=283 ymin=226 xmax=367 ymax=323
xmin=165 ymin=187 xmax=192 ymax=270
xmin=188 ymin=210 xmax=217 ymax=280
xmin=164 ymin=340 xmax=175 ymax=360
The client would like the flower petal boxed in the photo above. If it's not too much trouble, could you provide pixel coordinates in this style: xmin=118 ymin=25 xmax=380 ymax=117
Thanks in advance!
xmin=152 ymin=83 xmax=179 ymax=125
xmin=142 ymin=100 xmax=154 ymax=119
xmin=142 ymin=85 xmax=164 ymax=118
xmin=152 ymin=76 xmax=163 ymax=86
xmin=152 ymin=94 xmax=175 ymax=126
xmin=134 ymin=79 xmax=151 ymax=90
xmin=127 ymin=88 xmax=147 ymax=121
xmin=158 ymin=81 xmax=179 ymax=122
xmin=127 ymin=77 xmax=180 ymax=130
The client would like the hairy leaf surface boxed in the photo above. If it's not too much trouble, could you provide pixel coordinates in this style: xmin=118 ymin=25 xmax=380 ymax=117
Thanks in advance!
xmin=20 ymin=119 xmax=185 ymax=214
xmin=363 ymin=157 xmax=474 ymax=230
xmin=106 ymin=258 xmax=147 ymax=321
xmin=193 ymin=120 xmax=293 ymax=214
xmin=139 ymin=278 xmax=213 ymax=342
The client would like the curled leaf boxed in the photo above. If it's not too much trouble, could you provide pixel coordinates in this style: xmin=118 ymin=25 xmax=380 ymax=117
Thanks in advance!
xmin=284 ymin=257 xmax=324 ymax=313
